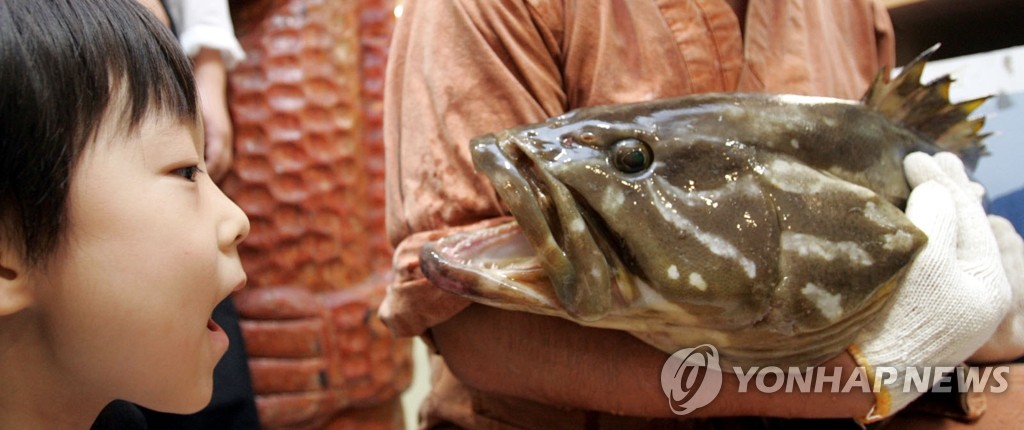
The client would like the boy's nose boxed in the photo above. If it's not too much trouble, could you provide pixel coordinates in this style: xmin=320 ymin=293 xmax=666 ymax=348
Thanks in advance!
xmin=215 ymin=186 xmax=250 ymax=250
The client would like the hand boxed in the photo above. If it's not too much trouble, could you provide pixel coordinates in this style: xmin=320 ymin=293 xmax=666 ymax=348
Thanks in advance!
xmin=851 ymin=152 xmax=1012 ymax=421
xmin=970 ymin=215 xmax=1024 ymax=363
xmin=193 ymin=48 xmax=234 ymax=182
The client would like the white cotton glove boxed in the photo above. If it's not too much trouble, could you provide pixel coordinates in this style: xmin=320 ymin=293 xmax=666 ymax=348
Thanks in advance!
xmin=970 ymin=215 xmax=1024 ymax=362
xmin=850 ymin=152 xmax=1012 ymax=422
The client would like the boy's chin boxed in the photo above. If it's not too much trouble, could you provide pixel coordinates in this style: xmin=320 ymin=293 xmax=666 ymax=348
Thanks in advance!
xmin=135 ymin=380 xmax=214 ymax=414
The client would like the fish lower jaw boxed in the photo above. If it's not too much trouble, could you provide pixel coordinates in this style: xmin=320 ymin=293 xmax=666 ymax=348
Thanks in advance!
xmin=421 ymin=219 xmax=556 ymax=292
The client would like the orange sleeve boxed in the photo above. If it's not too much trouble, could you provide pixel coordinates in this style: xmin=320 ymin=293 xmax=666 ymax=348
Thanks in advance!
xmin=380 ymin=0 xmax=566 ymax=336
xmin=871 ymin=0 xmax=897 ymax=72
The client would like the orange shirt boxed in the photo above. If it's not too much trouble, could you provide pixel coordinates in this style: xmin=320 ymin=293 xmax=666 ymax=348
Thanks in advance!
xmin=381 ymin=0 xmax=894 ymax=427
xmin=382 ymin=0 xmax=895 ymax=338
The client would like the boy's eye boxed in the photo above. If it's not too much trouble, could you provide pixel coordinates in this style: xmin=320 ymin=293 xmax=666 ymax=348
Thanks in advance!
xmin=171 ymin=165 xmax=203 ymax=182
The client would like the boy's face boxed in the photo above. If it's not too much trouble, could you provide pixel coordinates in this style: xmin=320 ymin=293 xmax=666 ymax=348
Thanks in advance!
xmin=28 ymin=111 xmax=250 ymax=413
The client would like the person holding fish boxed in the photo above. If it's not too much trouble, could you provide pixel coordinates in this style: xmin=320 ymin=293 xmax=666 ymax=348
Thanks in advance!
xmin=381 ymin=0 xmax=1024 ymax=428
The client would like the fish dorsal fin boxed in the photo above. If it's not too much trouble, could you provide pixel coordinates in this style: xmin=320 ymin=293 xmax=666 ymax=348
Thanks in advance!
xmin=861 ymin=44 xmax=990 ymax=167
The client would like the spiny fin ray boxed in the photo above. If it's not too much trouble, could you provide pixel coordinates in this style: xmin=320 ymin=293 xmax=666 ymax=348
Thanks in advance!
xmin=860 ymin=44 xmax=989 ymax=167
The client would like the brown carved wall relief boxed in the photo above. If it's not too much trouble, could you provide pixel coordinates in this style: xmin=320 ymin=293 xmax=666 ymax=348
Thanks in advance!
xmin=224 ymin=1 xmax=408 ymax=428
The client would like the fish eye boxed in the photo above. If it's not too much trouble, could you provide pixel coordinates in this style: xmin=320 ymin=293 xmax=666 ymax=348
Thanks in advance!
xmin=611 ymin=139 xmax=653 ymax=173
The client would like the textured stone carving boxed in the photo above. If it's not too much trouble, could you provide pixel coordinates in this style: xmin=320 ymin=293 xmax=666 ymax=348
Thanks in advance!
xmin=224 ymin=1 xmax=408 ymax=428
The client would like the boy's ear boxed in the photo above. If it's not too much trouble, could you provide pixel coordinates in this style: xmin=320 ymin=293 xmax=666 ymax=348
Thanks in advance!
xmin=0 ymin=248 xmax=33 ymax=316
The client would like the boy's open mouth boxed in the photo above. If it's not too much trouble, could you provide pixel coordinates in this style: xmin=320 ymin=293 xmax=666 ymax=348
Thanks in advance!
xmin=207 ymin=318 xmax=222 ymax=332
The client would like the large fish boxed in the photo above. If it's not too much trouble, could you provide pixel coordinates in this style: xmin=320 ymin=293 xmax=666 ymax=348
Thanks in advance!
xmin=420 ymin=46 xmax=989 ymax=370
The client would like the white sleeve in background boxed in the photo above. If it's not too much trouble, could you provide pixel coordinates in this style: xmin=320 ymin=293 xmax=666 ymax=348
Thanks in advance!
xmin=164 ymin=0 xmax=246 ymax=69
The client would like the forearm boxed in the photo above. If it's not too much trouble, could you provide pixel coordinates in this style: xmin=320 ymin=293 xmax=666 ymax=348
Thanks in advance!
xmin=192 ymin=48 xmax=227 ymax=103
xmin=433 ymin=304 xmax=873 ymax=419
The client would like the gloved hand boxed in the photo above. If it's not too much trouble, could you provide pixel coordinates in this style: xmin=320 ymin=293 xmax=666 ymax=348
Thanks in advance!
xmin=970 ymin=214 xmax=1024 ymax=362
xmin=850 ymin=152 xmax=1012 ymax=422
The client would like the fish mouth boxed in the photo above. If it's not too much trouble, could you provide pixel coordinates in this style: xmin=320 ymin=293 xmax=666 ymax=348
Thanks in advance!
xmin=421 ymin=132 xmax=626 ymax=320
xmin=443 ymin=132 xmax=614 ymax=320
xmin=420 ymin=219 xmax=563 ymax=313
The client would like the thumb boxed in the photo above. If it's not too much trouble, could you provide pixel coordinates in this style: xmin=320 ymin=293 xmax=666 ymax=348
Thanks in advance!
xmin=904 ymin=180 xmax=957 ymax=253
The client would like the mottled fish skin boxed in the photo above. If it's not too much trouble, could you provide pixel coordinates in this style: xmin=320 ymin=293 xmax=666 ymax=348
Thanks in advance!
xmin=420 ymin=49 xmax=985 ymax=370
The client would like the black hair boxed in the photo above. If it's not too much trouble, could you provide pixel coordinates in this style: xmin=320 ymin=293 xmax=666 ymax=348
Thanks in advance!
xmin=0 ymin=0 xmax=199 ymax=266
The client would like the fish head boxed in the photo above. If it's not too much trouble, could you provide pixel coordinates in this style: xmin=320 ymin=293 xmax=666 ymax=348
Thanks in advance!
xmin=465 ymin=102 xmax=784 ymax=323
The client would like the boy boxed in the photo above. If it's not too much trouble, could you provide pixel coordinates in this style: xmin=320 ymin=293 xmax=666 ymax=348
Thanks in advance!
xmin=0 ymin=0 xmax=250 ymax=428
